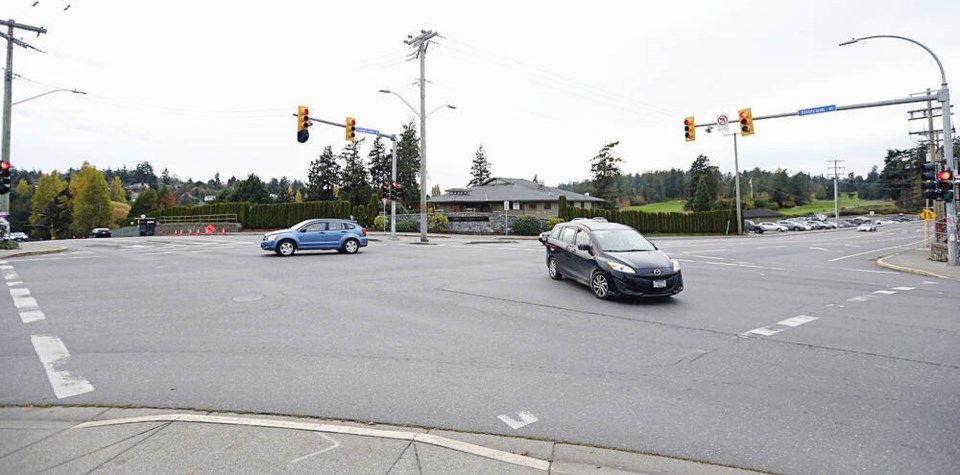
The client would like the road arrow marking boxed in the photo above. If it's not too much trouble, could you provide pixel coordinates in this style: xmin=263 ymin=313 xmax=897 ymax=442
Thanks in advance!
xmin=498 ymin=411 xmax=538 ymax=430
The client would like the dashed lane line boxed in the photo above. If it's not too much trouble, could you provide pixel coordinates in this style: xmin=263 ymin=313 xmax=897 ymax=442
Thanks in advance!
xmin=31 ymin=335 xmax=95 ymax=399
xmin=742 ymin=314 xmax=820 ymax=338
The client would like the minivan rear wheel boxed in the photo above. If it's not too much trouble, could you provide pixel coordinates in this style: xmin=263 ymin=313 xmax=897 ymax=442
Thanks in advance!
xmin=548 ymin=256 xmax=562 ymax=280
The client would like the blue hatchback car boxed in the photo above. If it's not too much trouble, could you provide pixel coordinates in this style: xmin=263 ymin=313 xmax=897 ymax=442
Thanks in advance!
xmin=261 ymin=219 xmax=368 ymax=256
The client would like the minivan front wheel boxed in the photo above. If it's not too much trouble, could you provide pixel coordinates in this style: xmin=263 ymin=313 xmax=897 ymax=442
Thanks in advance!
xmin=276 ymin=240 xmax=296 ymax=257
xmin=548 ymin=257 xmax=562 ymax=280
xmin=591 ymin=271 xmax=614 ymax=300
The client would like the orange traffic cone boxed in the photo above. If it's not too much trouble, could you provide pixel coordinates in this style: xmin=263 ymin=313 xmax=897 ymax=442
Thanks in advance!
xmin=221 ymin=228 xmax=226 ymax=236
xmin=188 ymin=229 xmax=193 ymax=236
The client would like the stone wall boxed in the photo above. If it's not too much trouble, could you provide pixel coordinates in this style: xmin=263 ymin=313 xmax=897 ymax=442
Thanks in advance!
xmin=930 ymin=243 xmax=947 ymax=262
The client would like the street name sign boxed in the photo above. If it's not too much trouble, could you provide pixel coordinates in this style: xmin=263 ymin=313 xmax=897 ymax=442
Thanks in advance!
xmin=798 ymin=104 xmax=837 ymax=116
xmin=356 ymin=127 xmax=380 ymax=135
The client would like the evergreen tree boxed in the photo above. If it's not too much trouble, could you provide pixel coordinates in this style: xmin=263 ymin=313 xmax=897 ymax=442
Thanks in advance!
xmin=590 ymin=141 xmax=623 ymax=206
xmin=396 ymin=120 xmax=421 ymax=206
xmin=307 ymin=146 xmax=342 ymax=201
xmin=130 ymin=188 xmax=159 ymax=217
xmin=10 ymin=179 xmax=32 ymax=232
xmin=341 ymin=138 xmax=370 ymax=206
xmin=42 ymin=188 xmax=73 ymax=239
xmin=276 ymin=177 xmax=292 ymax=203
xmin=367 ymin=136 xmax=391 ymax=188
xmin=468 ymin=145 xmax=492 ymax=186
xmin=690 ymin=176 xmax=713 ymax=211
xmin=232 ymin=173 xmax=270 ymax=204
xmin=684 ymin=155 xmax=719 ymax=210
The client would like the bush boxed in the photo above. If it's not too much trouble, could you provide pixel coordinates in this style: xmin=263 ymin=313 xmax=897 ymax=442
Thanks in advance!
xmin=546 ymin=218 xmax=564 ymax=231
xmin=373 ymin=215 xmax=388 ymax=231
xmin=0 ymin=240 xmax=19 ymax=250
xmin=396 ymin=220 xmax=418 ymax=232
xmin=429 ymin=213 xmax=449 ymax=232
xmin=512 ymin=216 xmax=542 ymax=235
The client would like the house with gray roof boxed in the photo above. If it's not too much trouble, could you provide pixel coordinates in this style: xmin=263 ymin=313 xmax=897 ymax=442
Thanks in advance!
xmin=427 ymin=177 xmax=605 ymax=218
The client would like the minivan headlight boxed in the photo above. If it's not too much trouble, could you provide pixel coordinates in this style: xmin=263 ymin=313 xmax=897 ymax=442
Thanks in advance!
xmin=605 ymin=261 xmax=635 ymax=274
xmin=672 ymin=259 xmax=681 ymax=272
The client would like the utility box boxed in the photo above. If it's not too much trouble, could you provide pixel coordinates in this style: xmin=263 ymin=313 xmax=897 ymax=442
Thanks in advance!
xmin=136 ymin=217 xmax=157 ymax=236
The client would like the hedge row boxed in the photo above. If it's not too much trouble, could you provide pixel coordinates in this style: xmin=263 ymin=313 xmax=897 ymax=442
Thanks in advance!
xmin=563 ymin=207 xmax=730 ymax=234
xmin=150 ymin=201 xmax=359 ymax=229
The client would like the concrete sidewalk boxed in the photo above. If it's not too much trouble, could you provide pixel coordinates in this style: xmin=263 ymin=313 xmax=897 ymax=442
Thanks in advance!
xmin=878 ymin=246 xmax=960 ymax=280
xmin=0 ymin=241 xmax=69 ymax=260
xmin=0 ymin=406 xmax=765 ymax=475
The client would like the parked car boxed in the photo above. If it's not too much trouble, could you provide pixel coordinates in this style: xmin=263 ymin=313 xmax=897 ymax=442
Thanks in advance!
xmin=777 ymin=220 xmax=808 ymax=231
xmin=858 ymin=223 xmax=877 ymax=232
xmin=538 ymin=218 xmax=682 ymax=299
xmin=89 ymin=228 xmax=112 ymax=238
xmin=838 ymin=220 xmax=856 ymax=228
xmin=744 ymin=220 xmax=764 ymax=234
xmin=261 ymin=218 xmax=368 ymax=256
xmin=9 ymin=232 xmax=29 ymax=242
xmin=758 ymin=222 xmax=787 ymax=232
xmin=875 ymin=219 xmax=895 ymax=225
xmin=819 ymin=221 xmax=837 ymax=229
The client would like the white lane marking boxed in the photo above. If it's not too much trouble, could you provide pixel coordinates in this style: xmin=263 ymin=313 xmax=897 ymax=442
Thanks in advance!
xmin=922 ymin=281 xmax=938 ymax=285
xmin=891 ymin=287 xmax=915 ymax=291
xmin=839 ymin=268 xmax=897 ymax=275
xmin=497 ymin=411 xmax=539 ymax=430
xmin=289 ymin=433 xmax=340 ymax=464
xmin=20 ymin=310 xmax=45 ymax=324
xmin=777 ymin=315 xmax=819 ymax=327
xmin=754 ymin=245 xmax=788 ymax=250
xmin=680 ymin=260 xmax=783 ymax=271
xmin=873 ymin=290 xmax=896 ymax=295
xmin=828 ymin=239 xmax=927 ymax=262
xmin=7 ymin=281 xmax=24 ymax=286
xmin=743 ymin=327 xmax=783 ymax=337
xmin=683 ymin=254 xmax=726 ymax=260
xmin=2 ymin=271 xmax=19 ymax=281
xmin=0 ymin=260 xmax=7 ymax=264
xmin=0 ymin=265 xmax=13 ymax=270
xmin=688 ymin=248 xmax=729 ymax=254
xmin=76 ymin=414 xmax=550 ymax=471
xmin=30 ymin=335 xmax=95 ymax=399
xmin=848 ymin=296 xmax=871 ymax=302
xmin=11 ymin=288 xmax=39 ymax=311
xmin=809 ymin=247 xmax=829 ymax=251
xmin=844 ymin=244 xmax=861 ymax=248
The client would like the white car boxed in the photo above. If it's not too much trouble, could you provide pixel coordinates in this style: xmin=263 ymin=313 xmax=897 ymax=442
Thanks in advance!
xmin=858 ymin=223 xmax=877 ymax=232
xmin=758 ymin=222 xmax=787 ymax=232
xmin=875 ymin=219 xmax=895 ymax=225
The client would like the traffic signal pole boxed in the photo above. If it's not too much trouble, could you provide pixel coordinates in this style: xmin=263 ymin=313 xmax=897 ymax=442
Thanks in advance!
xmin=293 ymin=112 xmax=399 ymax=240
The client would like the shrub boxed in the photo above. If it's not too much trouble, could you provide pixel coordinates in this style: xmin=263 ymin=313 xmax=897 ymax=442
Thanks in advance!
xmin=429 ymin=213 xmax=449 ymax=232
xmin=546 ymin=218 xmax=564 ymax=231
xmin=396 ymin=220 xmax=418 ymax=232
xmin=374 ymin=215 xmax=388 ymax=231
xmin=512 ymin=215 xmax=542 ymax=235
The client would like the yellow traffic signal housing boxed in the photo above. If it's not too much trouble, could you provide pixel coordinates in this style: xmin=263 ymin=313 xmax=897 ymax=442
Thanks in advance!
xmin=345 ymin=117 xmax=356 ymax=142
xmin=297 ymin=105 xmax=310 ymax=143
xmin=739 ymin=108 xmax=754 ymax=136
xmin=684 ymin=116 xmax=695 ymax=142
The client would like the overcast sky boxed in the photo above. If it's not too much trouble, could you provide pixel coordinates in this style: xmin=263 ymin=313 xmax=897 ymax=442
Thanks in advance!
xmin=4 ymin=0 xmax=958 ymax=191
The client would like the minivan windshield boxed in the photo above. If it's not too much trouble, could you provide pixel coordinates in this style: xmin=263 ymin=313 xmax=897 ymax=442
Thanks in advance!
xmin=593 ymin=229 xmax=656 ymax=252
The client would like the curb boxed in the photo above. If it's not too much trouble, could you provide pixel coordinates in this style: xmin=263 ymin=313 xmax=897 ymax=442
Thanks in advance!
xmin=0 ymin=247 xmax=69 ymax=259
xmin=876 ymin=253 xmax=949 ymax=279
xmin=74 ymin=413 xmax=550 ymax=471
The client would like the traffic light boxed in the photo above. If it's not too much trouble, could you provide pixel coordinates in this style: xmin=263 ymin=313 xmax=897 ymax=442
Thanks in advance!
xmin=938 ymin=169 xmax=955 ymax=202
xmin=922 ymin=163 xmax=939 ymax=200
xmin=684 ymin=116 xmax=695 ymax=142
xmin=345 ymin=117 xmax=356 ymax=142
xmin=0 ymin=161 xmax=11 ymax=195
xmin=381 ymin=180 xmax=390 ymax=199
xmin=739 ymin=108 xmax=754 ymax=136
xmin=392 ymin=181 xmax=402 ymax=201
xmin=297 ymin=105 xmax=310 ymax=143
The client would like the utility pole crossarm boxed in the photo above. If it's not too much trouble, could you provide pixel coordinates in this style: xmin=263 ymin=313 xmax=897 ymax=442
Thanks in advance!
xmin=0 ymin=20 xmax=47 ymax=34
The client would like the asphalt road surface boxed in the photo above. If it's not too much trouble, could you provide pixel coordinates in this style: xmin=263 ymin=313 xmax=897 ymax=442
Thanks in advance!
xmin=2 ymin=221 xmax=957 ymax=474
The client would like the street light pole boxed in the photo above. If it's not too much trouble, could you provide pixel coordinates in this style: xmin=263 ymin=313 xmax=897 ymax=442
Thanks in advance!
xmin=12 ymin=89 xmax=86 ymax=106
xmin=840 ymin=35 xmax=956 ymax=266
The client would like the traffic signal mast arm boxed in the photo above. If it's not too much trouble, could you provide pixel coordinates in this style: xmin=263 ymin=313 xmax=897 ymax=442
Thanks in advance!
xmin=289 ymin=113 xmax=396 ymax=142
xmin=691 ymin=92 xmax=940 ymax=130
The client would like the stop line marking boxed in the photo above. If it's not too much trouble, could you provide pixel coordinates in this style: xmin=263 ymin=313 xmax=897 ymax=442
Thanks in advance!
xmin=498 ymin=411 xmax=539 ymax=430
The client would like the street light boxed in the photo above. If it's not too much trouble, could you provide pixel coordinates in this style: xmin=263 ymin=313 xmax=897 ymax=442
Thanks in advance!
xmin=379 ymin=88 xmax=457 ymax=242
xmin=12 ymin=88 xmax=86 ymax=106
xmin=840 ymin=35 xmax=956 ymax=266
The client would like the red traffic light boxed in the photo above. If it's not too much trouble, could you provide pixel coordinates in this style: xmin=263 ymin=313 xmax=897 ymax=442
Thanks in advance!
xmin=392 ymin=181 xmax=400 ymax=188
xmin=684 ymin=118 xmax=691 ymax=126
xmin=937 ymin=170 xmax=953 ymax=181
xmin=0 ymin=161 xmax=10 ymax=172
